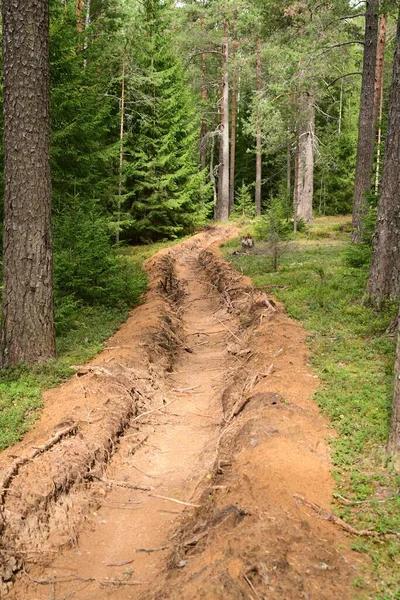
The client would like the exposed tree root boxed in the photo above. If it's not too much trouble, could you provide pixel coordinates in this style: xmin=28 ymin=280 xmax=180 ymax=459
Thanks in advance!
xmin=294 ymin=493 xmax=400 ymax=538
xmin=0 ymin=423 xmax=78 ymax=507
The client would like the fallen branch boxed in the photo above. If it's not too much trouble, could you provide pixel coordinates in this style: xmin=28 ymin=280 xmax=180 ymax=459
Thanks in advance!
xmin=217 ymin=319 xmax=243 ymax=345
xmin=149 ymin=494 xmax=201 ymax=508
xmin=23 ymin=570 xmax=145 ymax=587
xmin=294 ymin=494 xmax=400 ymax=538
xmin=136 ymin=545 xmax=169 ymax=553
xmin=106 ymin=559 xmax=135 ymax=567
xmin=90 ymin=475 xmax=152 ymax=492
xmin=130 ymin=400 xmax=176 ymax=424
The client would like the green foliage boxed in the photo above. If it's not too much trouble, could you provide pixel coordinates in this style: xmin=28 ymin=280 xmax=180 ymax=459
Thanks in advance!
xmin=53 ymin=197 xmax=144 ymax=318
xmin=232 ymin=182 xmax=255 ymax=219
xmin=344 ymin=206 xmax=377 ymax=269
xmin=222 ymin=217 xmax=400 ymax=597
xmin=50 ymin=1 xmax=118 ymax=208
xmin=122 ymin=0 xmax=207 ymax=242
xmin=254 ymin=198 xmax=291 ymax=270
xmin=315 ymin=89 xmax=359 ymax=217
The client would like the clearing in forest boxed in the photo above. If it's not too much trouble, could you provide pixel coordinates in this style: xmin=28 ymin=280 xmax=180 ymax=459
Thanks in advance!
xmin=1 ymin=227 xmax=369 ymax=599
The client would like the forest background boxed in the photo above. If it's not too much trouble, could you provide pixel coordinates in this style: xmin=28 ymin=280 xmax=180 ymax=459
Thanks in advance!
xmin=2 ymin=0 xmax=400 ymax=595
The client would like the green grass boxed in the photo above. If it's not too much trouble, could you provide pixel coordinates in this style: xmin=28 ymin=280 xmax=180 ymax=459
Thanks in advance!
xmin=223 ymin=216 xmax=400 ymax=598
xmin=0 ymin=240 xmax=174 ymax=452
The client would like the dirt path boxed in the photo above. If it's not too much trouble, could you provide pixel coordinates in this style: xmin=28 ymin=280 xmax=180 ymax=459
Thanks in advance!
xmin=2 ymin=229 xmax=369 ymax=599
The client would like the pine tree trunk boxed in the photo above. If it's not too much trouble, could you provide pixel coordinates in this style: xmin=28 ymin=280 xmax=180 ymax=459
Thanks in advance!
xmin=374 ymin=14 xmax=387 ymax=192
xmin=255 ymin=38 xmax=262 ymax=217
xmin=1 ymin=0 xmax=56 ymax=366
xmin=210 ymin=133 xmax=218 ymax=212
xmin=217 ymin=93 xmax=224 ymax=210
xmin=293 ymin=133 xmax=299 ymax=233
xmin=216 ymin=21 xmax=230 ymax=222
xmin=352 ymin=0 xmax=379 ymax=243
xmin=367 ymin=11 xmax=400 ymax=303
xmin=116 ymin=49 xmax=126 ymax=245
xmin=295 ymin=91 xmax=314 ymax=223
xmin=76 ymin=0 xmax=85 ymax=32
xmin=83 ymin=0 xmax=91 ymax=67
xmin=200 ymin=15 xmax=207 ymax=172
xmin=388 ymin=306 xmax=400 ymax=470
xmin=287 ymin=138 xmax=291 ymax=212
xmin=229 ymin=58 xmax=237 ymax=214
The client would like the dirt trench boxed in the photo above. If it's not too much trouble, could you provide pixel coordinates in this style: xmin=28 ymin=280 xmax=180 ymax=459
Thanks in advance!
xmin=1 ymin=228 xmax=368 ymax=600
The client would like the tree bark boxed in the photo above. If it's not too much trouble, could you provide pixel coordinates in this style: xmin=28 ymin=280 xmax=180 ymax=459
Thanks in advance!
xmin=352 ymin=0 xmax=379 ymax=243
xmin=116 ymin=49 xmax=126 ymax=245
xmin=216 ymin=20 xmax=230 ymax=222
xmin=287 ymin=138 xmax=291 ymax=213
xmin=76 ymin=0 xmax=85 ymax=33
xmin=1 ymin=0 xmax=56 ymax=366
xmin=255 ymin=38 xmax=262 ymax=217
xmin=229 ymin=66 xmax=237 ymax=214
xmin=293 ymin=132 xmax=299 ymax=232
xmin=200 ymin=15 xmax=207 ymax=172
xmin=388 ymin=306 xmax=400 ymax=470
xmin=367 ymin=10 xmax=400 ymax=303
xmin=229 ymin=15 xmax=238 ymax=215
xmin=295 ymin=91 xmax=314 ymax=223
xmin=374 ymin=13 xmax=387 ymax=193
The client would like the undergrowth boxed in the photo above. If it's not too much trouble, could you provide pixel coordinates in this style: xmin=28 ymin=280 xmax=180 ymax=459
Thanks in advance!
xmin=223 ymin=216 xmax=400 ymax=599
xmin=0 ymin=240 xmax=174 ymax=451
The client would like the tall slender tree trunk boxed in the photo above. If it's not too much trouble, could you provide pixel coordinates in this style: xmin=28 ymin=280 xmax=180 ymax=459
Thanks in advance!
xmin=255 ymin=38 xmax=262 ymax=217
xmin=83 ymin=0 xmax=91 ymax=68
xmin=210 ymin=133 xmax=218 ymax=212
xmin=76 ymin=0 xmax=85 ymax=32
xmin=295 ymin=91 xmax=314 ymax=223
xmin=218 ymin=92 xmax=224 ymax=209
xmin=116 ymin=49 xmax=126 ymax=245
xmin=200 ymin=15 xmax=207 ymax=171
xmin=229 ymin=65 xmax=237 ymax=214
xmin=1 ymin=0 xmax=56 ymax=366
xmin=287 ymin=138 xmax=291 ymax=213
xmin=389 ymin=306 xmax=400 ymax=470
xmin=338 ymin=80 xmax=344 ymax=136
xmin=229 ymin=14 xmax=238 ymax=215
xmin=293 ymin=132 xmax=299 ymax=232
xmin=367 ymin=10 xmax=400 ymax=304
xmin=374 ymin=13 xmax=387 ymax=192
xmin=352 ymin=0 xmax=379 ymax=243
xmin=216 ymin=20 xmax=230 ymax=222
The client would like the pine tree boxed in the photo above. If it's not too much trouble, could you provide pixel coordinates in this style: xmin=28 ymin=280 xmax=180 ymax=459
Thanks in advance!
xmin=1 ymin=0 xmax=56 ymax=366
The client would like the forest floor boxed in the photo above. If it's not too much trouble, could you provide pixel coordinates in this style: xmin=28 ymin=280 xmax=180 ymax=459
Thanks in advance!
xmin=0 ymin=225 xmax=374 ymax=599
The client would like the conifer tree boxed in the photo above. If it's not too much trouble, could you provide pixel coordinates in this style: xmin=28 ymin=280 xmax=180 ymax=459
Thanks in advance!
xmin=1 ymin=0 xmax=56 ymax=366
xmin=123 ymin=0 xmax=205 ymax=241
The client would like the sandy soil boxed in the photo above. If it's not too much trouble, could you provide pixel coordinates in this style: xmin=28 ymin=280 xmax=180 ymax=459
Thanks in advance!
xmin=0 ymin=227 xmax=368 ymax=600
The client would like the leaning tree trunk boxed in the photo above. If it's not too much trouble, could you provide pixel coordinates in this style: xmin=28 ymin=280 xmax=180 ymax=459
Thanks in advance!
xmin=295 ymin=91 xmax=314 ymax=223
xmin=388 ymin=305 xmax=400 ymax=470
xmin=367 ymin=9 xmax=400 ymax=304
xmin=352 ymin=0 xmax=379 ymax=243
xmin=216 ymin=21 xmax=230 ymax=222
xmin=1 ymin=0 xmax=56 ymax=366
xmin=255 ymin=38 xmax=262 ymax=217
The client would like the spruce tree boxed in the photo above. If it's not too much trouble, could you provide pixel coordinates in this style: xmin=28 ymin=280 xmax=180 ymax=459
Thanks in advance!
xmin=124 ymin=0 xmax=205 ymax=241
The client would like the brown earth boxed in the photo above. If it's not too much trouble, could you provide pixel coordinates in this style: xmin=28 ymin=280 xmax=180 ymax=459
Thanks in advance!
xmin=0 ymin=227 xmax=368 ymax=600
